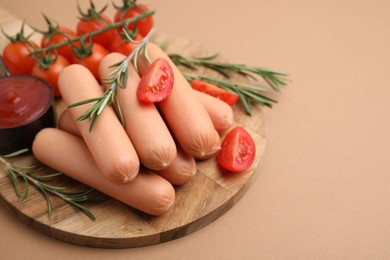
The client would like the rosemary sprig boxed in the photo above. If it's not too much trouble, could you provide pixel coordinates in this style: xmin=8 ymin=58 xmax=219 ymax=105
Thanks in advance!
xmin=168 ymin=52 xmax=289 ymax=114
xmin=169 ymin=52 xmax=289 ymax=92
xmin=183 ymin=73 xmax=277 ymax=115
xmin=68 ymin=28 xmax=154 ymax=131
xmin=0 ymin=149 xmax=96 ymax=221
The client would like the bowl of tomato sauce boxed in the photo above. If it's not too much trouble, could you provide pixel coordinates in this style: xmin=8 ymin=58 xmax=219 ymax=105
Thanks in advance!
xmin=0 ymin=57 xmax=56 ymax=155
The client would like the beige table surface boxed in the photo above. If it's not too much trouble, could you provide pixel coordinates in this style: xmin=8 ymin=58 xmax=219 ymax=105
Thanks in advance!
xmin=1 ymin=0 xmax=389 ymax=259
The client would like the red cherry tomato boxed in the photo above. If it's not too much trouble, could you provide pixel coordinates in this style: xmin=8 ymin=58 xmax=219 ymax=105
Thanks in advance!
xmin=137 ymin=58 xmax=174 ymax=103
xmin=71 ymin=43 xmax=108 ymax=82
xmin=76 ymin=13 xmax=115 ymax=49
xmin=31 ymin=54 xmax=70 ymax=97
xmin=114 ymin=3 xmax=153 ymax=37
xmin=2 ymin=41 xmax=38 ymax=75
xmin=108 ymin=31 xmax=143 ymax=56
xmin=191 ymin=80 xmax=239 ymax=106
xmin=41 ymin=26 xmax=78 ymax=61
xmin=217 ymin=127 xmax=256 ymax=173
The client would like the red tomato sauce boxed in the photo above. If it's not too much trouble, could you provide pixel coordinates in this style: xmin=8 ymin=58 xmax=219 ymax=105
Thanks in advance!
xmin=0 ymin=75 xmax=56 ymax=154
xmin=0 ymin=76 xmax=52 ymax=128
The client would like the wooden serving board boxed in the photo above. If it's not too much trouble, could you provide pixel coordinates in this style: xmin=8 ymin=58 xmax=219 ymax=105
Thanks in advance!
xmin=0 ymin=8 xmax=267 ymax=248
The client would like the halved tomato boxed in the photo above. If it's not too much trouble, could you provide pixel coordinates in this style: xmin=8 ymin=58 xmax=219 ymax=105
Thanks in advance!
xmin=217 ymin=126 xmax=256 ymax=172
xmin=137 ymin=58 xmax=174 ymax=103
xmin=191 ymin=80 xmax=239 ymax=106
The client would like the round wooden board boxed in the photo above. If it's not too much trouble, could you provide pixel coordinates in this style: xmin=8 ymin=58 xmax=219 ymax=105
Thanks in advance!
xmin=0 ymin=16 xmax=267 ymax=248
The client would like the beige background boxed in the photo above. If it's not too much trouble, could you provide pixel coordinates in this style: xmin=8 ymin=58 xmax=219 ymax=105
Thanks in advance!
xmin=1 ymin=0 xmax=390 ymax=259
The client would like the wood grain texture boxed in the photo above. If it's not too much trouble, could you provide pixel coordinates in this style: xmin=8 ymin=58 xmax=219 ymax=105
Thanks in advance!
xmin=0 ymin=8 xmax=267 ymax=248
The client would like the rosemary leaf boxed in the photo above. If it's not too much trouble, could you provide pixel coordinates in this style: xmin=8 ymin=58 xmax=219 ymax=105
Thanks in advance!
xmin=32 ymin=172 xmax=63 ymax=181
xmin=122 ymin=68 xmax=129 ymax=88
xmin=97 ymin=92 xmax=111 ymax=116
xmin=169 ymin=54 xmax=197 ymax=70
xmin=233 ymin=82 xmax=269 ymax=92
xmin=114 ymin=91 xmax=125 ymax=126
xmin=133 ymin=51 xmax=139 ymax=72
xmin=203 ymin=64 xmax=231 ymax=78
xmin=60 ymin=188 xmax=94 ymax=197
xmin=89 ymin=115 xmax=99 ymax=132
xmin=2 ymin=148 xmax=29 ymax=158
xmin=196 ymin=52 xmax=219 ymax=60
xmin=142 ymin=44 xmax=152 ymax=65
xmin=238 ymin=92 xmax=252 ymax=115
xmin=67 ymin=97 xmax=102 ymax=108
xmin=240 ymin=89 xmax=275 ymax=107
xmin=38 ymin=182 xmax=66 ymax=191
xmin=108 ymin=60 xmax=124 ymax=70
xmin=19 ymin=173 xmax=29 ymax=200
xmin=7 ymin=168 xmax=24 ymax=199
xmin=66 ymin=200 xmax=96 ymax=221
xmin=37 ymin=185 xmax=53 ymax=215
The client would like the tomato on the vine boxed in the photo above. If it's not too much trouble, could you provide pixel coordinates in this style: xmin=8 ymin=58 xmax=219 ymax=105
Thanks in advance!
xmin=3 ymin=41 xmax=38 ymax=75
xmin=114 ymin=1 xmax=153 ymax=37
xmin=191 ymin=80 xmax=239 ymax=106
xmin=71 ymin=43 xmax=108 ymax=82
xmin=38 ymin=14 xmax=78 ymax=61
xmin=137 ymin=58 xmax=174 ymax=103
xmin=41 ymin=26 xmax=78 ymax=61
xmin=108 ymin=31 xmax=143 ymax=56
xmin=76 ymin=2 xmax=115 ymax=49
xmin=217 ymin=127 xmax=256 ymax=173
xmin=31 ymin=54 xmax=70 ymax=97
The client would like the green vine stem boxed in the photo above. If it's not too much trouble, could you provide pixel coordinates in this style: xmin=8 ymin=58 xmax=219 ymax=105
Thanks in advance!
xmin=32 ymin=9 xmax=154 ymax=55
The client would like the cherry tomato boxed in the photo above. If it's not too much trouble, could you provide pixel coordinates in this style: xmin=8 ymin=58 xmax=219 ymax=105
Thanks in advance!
xmin=76 ymin=14 xmax=115 ymax=49
xmin=31 ymin=54 xmax=70 ymax=97
xmin=137 ymin=58 xmax=174 ymax=103
xmin=114 ymin=2 xmax=153 ymax=37
xmin=2 ymin=41 xmax=38 ymax=75
xmin=217 ymin=127 xmax=256 ymax=173
xmin=41 ymin=26 xmax=78 ymax=61
xmin=108 ymin=31 xmax=143 ymax=56
xmin=191 ymin=80 xmax=239 ymax=106
xmin=71 ymin=43 xmax=108 ymax=82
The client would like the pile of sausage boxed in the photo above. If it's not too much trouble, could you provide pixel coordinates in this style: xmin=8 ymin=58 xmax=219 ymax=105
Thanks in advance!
xmin=32 ymin=43 xmax=234 ymax=216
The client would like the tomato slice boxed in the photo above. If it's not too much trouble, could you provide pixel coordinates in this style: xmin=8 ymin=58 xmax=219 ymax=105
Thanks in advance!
xmin=191 ymin=80 xmax=239 ymax=106
xmin=137 ymin=58 xmax=174 ymax=103
xmin=217 ymin=127 xmax=256 ymax=172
